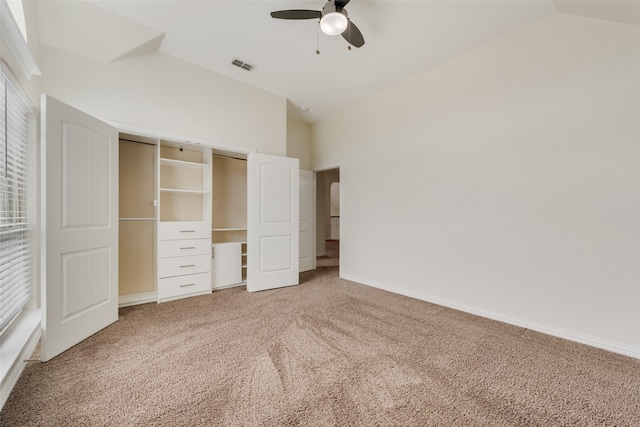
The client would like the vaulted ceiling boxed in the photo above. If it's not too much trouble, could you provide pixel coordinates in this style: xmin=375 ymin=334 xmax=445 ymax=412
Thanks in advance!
xmin=35 ymin=1 xmax=640 ymax=124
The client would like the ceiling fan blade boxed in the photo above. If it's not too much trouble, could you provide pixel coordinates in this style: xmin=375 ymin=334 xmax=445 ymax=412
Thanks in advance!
xmin=270 ymin=10 xmax=321 ymax=20
xmin=342 ymin=20 xmax=365 ymax=48
xmin=335 ymin=0 xmax=351 ymax=8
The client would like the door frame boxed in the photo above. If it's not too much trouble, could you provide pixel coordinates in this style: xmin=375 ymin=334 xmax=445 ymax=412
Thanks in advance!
xmin=112 ymin=122 xmax=255 ymax=300
xmin=299 ymin=169 xmax=316 ymax=273
xmin=112 ymin=122 xmax=256 ymax=158
xmin=112 ymin=123 xmax=303 ymax=296
xmin=312 ymin=164 xmax=342 ymax=271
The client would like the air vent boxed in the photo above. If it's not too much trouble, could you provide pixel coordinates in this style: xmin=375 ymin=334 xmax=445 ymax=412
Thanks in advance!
xmin=231 ymin=58 xmax=256 ymax=72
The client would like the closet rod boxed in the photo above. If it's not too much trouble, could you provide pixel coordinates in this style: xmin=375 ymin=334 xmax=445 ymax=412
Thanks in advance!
xmin=119 ymin=218 xmax=156 ymax=221
xmin=213 ymin=153 xmax=247 ymax=162
xmin=119 ymin=138 xmax=157 ymax=147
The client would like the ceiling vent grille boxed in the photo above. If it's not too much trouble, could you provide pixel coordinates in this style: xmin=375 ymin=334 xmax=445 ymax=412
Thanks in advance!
xmin=231 ymin=58 xmax=256 ymax=72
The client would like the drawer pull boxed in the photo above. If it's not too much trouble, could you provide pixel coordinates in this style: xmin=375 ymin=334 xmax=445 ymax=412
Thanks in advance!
xmin=180 ymin=246 xmax=196 ymax=250
xmin=180 ymin=264 xmax=196 ymax=268
xmin=180 ymin=230 xmax=196 ymax=233
xmin=179 ymin=283 xmax=196 ymax=288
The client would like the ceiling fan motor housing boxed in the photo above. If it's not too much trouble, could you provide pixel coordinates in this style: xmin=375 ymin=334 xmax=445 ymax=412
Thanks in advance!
xmin=322 ymin=1 xmax=348 ymax=18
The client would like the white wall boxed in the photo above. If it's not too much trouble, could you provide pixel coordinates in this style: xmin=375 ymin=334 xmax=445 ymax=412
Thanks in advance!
xmin=39 ymin=45 xmax=287 ymax=156
xmin=330 ymin=182 xmax=340 ymax=217
xmin=287 ymin=120 xmax=311 ymax=170
xmin=311 ymin=12 xmax=640 ymax=356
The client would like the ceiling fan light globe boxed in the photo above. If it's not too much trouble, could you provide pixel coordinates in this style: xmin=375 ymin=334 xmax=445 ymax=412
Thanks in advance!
xmin=320 ymin=12 xmax=348 ymax=35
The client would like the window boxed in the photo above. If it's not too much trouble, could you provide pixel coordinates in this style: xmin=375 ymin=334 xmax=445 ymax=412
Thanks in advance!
xmin=0 ymin=68 xmax=32 ymax=333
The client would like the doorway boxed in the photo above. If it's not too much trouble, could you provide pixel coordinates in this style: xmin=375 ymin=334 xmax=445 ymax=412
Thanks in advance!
xmin=315 ymin=167 xmax=340 ymax=268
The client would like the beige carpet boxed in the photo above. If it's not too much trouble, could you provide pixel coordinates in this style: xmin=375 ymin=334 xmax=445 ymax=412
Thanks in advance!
xmin=316 ymin=239 xmax=339 ymax=267
xmin=2 ymin=266 xmax=639 ymax=426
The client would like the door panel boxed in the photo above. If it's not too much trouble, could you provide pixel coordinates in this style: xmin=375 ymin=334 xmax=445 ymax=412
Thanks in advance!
xmin=61 ymin=248 xmax=111 ymax=319
xmin=41 ymin=95 xmax=118 ymax=361
xmin=60 ymin=123 xmax=111 ymax=227
xmin=247 ymin=153 xmax=299 ymax=292
xmin=260 ymin=235 xmax=293 ymax=272
xmin=299 ymin=170 xmax=315 ymax=272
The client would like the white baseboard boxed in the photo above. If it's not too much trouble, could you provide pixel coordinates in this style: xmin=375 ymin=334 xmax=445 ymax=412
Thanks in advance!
xmin=0 ymin=309 xmax=41 ymax=411
xmin=340 ymin=273 xmax=640 ymax=360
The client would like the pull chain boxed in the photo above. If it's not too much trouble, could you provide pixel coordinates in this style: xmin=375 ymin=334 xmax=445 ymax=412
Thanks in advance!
xmin=316 ymin=20 xmax=320 ymax=54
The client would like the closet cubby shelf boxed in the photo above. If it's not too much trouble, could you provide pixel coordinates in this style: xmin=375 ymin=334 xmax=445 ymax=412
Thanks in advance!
xmin=160 ymin=157 xmax=208 ymax=169
xmin=211 ymin=227 xmax=247 ymax=232
xmin=160 ymin=188 xmax=210 ymax=195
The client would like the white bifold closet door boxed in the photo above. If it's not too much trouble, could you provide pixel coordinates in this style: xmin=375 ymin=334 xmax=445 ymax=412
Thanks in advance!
xmin=40 ymin=95 xmax=119 ymax=362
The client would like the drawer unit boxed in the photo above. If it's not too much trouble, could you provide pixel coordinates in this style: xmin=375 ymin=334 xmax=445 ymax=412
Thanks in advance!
xmin=158 ymin=221 xmax=210 ymax=240
xmin=158 ymin=254 xmax=211 ymax=279
xmin=158 ymin=239 xmax=211 ymax=258
xmin=158 ymin=272 xmax=211 ymax=302
xmin=153 ymin=146 xmax=213 ymax=304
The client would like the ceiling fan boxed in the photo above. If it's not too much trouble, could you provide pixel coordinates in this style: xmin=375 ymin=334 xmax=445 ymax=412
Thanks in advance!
xmin=270 ymin=0 xmax=365 ymax=48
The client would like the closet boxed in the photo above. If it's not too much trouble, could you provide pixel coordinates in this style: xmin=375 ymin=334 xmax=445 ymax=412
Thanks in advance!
xmin=117 ymin=129 xmax=297 ymax=306
xmin=42 ymin=95 xmax=299 ymax=359
xmin=211 ymin=155 xmax=248 ymax=289
xmin=118 ymin=139 xmax=155 ymax=305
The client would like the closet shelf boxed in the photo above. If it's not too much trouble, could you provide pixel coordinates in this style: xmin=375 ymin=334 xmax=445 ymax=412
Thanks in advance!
xmin=157 ymin=145 xmax=212 ymax=303
xmin=160 ymin=187 xmax=210 ymax=195
xmin=119 ymin=217 xmax=156 ymax=221
xmin=160 ymin=158 xmax=208 ymax=169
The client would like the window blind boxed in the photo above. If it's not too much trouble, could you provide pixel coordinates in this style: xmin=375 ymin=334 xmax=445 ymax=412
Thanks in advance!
xmin=0 ymin=70 xmax=32 ymax=332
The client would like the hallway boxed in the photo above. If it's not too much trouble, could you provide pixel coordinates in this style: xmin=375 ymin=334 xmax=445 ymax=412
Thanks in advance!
xmin=316 ymin=240 xmax=339 ymax=267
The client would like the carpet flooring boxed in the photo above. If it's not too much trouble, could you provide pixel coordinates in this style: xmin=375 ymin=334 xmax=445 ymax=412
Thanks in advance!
xmin=2 ymin=265 xmax=639 ymax=426
xmin=316 ymin=240 xmax=339 ymax=267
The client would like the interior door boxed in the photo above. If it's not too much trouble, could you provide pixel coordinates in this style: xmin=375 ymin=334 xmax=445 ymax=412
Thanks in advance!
xmin=40 ymin=95 xmax=118 ymax=361
xmin=299 ymin=169 xmax=316 ymax=272
xmin=247 ymin=153 xmax=299 ymax=292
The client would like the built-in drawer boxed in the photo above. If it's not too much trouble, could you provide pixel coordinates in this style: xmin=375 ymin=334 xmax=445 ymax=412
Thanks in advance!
xmin=158 ymin=254 xmax=210 ymax=279
xmin=158 ymin=239 xmax=211 ymax=258
xmin=158 ymin=272 xmax=211 ymax=301
xmin=158 ymin=221 xmax=210 ymax=240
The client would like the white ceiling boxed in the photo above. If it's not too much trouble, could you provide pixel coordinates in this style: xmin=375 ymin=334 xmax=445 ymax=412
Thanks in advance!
xmin=35 ymin=1 xmax=640 ymax=124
